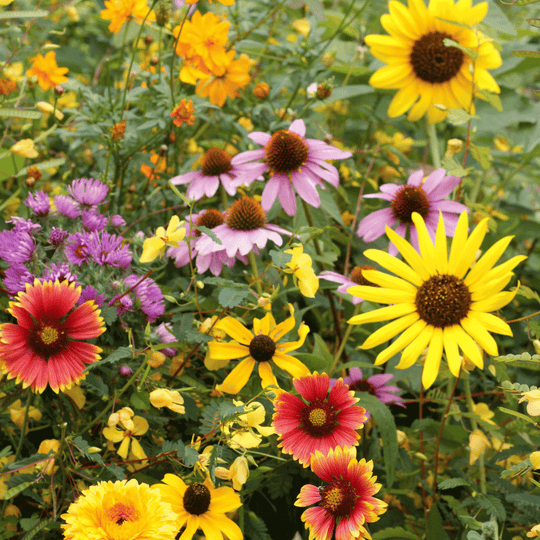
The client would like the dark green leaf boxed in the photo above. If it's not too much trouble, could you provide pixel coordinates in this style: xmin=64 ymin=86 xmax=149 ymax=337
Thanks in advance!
xmin=426 ymin=504 xmax=450 ymax=540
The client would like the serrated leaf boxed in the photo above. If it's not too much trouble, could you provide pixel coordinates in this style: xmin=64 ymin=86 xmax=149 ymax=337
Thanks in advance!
xmin=0 ymin=10 xmax=48 ymax=19
xmin=515 ymin=285 xmax=540 ymax=304
xmin=0 ymin=109 xmax=42 ymax=119
xmin=438 ymin=477 xmax=471 ymax=490
xmin=512 ymin=50 xmax=540 ymax=58
xmin=477 ymin=89 xmax=503 ymax=112
xmin=101 ymin=306 xmax=118 ymax=325
xmin=4 ymin=480 xmax=36 ymax=499
xmin=498 ymin=406 xmax=538 ymax=424
xmin=427 ymin=504 xmax=450 ymax=540
xmin=373 ymin=527 xmax=419 ymax=540
xmin=71 ymin=436 xmax=91 ymax=452
xmin=245 ymin=511 xmax=271 ymax=540
xmin=269 ymin=249 xmax=292 ymax=268
xmin=83 ymin=373 xmax=109 ymax=397
xmin=89 ymin=346 xmax=131 ymax=371
xmin=474 ymin=494 xmax=506 ymax=520
xmin=507 ymin=493 xmax=540 ymax=508
xmin=218 ymin=287 xmax=250 ymax=308
xmin=161 ymin=440 xmax=185 ymax=458
xmin=527 ymin=18 xmax=540 ymax=28
xmin=105 ymin=463 xmax=125 ymax=480
xmin=469 ymin=145 xmax=492 ymax=170
xmin=184 ymin=447 xmax=199 ymax=467
xmin=447 ymin=108 xmax=475 ymax=125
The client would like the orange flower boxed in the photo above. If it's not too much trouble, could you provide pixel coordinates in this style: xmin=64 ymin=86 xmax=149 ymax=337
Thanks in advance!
xmin=171 ymin=99 xmax=196 ymax=126
xmin=196 ymin=51 xmax=251 ymax=107
xmin=185 ymin=0 xmax=234 ymax=5
xmin=101 ymin=0 xmax=155 ymax=34
xmin=26 ymin=52 xmax=68 ymax=91
xmin=141 ymin=152 xmax=167 ymax=182
xmin=0 ymin=76 xmax=16 ymax=96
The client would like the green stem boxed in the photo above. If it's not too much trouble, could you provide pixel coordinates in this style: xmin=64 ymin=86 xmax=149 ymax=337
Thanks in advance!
xmin=329 ymin=304 xmax=360 ymax=375
xmin=426 ymin=118 xmax=441 ymax=169
xmin=249 ymin=252 xmax=263 ymax=295
xmin=220 ymin=184 xmax=228 ymax=209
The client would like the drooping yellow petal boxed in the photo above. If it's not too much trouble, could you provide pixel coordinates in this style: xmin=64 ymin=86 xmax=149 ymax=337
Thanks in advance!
xmin=207 ymin=341 xmax=249 ymax=360
xmin=397 ymin=325 xmax=434 ymax=370
xmin=375 ymin=319 xmax=427 ymax=365
xmin=218 ymin=317 xmax=254 ymax=345
xmin=258 ymin=361 xmax=279 ymax=390
xmin=278 ymin=322 xmax=310 ymax=353
xmin=422 ymin=327 xmax=443 ymax=389
xmin=348 ymin=303 xmax=417 ymax=325
xmin=117 ymin=437 xmax=130 ymax=460
xmin=130 ymin=438 xmax=147 ymax=460
xmin=466 ymin=311 xmax=512 ymax=336
xmin=361 ymin=313 xmax=419 ymax=349
xmin=216 ymin=358 xmax=256 ymax=394
xmin=272 ymin=352 xmax=310 ymax=378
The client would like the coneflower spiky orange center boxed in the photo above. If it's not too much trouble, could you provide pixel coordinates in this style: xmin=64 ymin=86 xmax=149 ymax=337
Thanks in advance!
xmin=390 ymin=185 xmax=430 ymax=223
xmin=201 ymin=147 xmax=233 ymax=177
xmin=265 ymin=130 xmax=309 ymax=174
xmin=226 ymin=196 xmax=267 ymax=231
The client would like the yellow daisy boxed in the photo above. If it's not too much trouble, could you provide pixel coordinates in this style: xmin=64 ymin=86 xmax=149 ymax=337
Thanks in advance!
xmin=365 ymin=0 xmax=502 ymax=124
xmin=348 ymin=211 xmax=526 ymax=389
xmin=156 ymin=475 xmax=242 ymax=540
xmin=206 ymin=306 xmax=310 ymax=394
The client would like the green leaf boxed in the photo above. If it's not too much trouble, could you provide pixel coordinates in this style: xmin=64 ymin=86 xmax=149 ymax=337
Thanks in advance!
xmin=512 ymin=0 xmax=540 ymax=4
xmin=84 ymin=373 xmax=109 ymax=397
xmin=494 ymin=352 xmax=540 ymax=364
xmin=323 ymin=85 xmax=373 ymax=104
xmin=500 ymin=380 xmax=537 ymax=392
xmin=0 ymin=10 xmax=48 ymax=19
xmin=498 ymin=406 xmax=538 ymax=424
xmin=130 ymin=391 xmax=150 ymax=410
xmin=245 ymin=511 xmax=271 ymax=540
xmin=438 ymin=478 xmax=471 ymax=490
xmin=426 ymin=504 xmax=450 ymax=540
xmin=477 ymin=89 xmax=503 ymax=112
xmin=161 ymin=440 xmax=185 ymax=458
xmin=354 ymin=392 xmax=399 ymax=487
xmin=4 ymin=480 xmax=36 ymax=500
xmin=184 ymin=447 xmax=199 ymax=467
xmin=269 ymin=249 xmax=292 ymax=268
xmin=441 ymin=156 xmax=468 ymax=177
xmin=88 ymin=346 xmax=131 ymax=371
xmin=312 ymin=333 xmax=334 ymax=365
xmin=15 ymin=158 xmax=66 ymax=178
xmin=19 ymin=515 xmax=40 ymax=532
xmin=515 ymin=285 xmax=540 ymax=304
xmin=294 ymin=353 xmax=330 ymax=372
xmin=0 ymin=109 xmax=42 ymax=119
xmin=197 ymin=226 xmax=222 ymax=245
xmin=20 ymin=518 xmax=52 ymax=540
xmin=218 ymin=287 xmax=251 ymax=308
xmin=443 ymin=38 xmax=478 ymax=60
xmin=512 ymin=50 xmax=540 ymax=58
xmin=101 ymin=306 xmax=118 ymax=325
xmin=469 ymin=144 xmax=492 ymax=170
xmin=527 ymin=18 xmax=540 ymax=28
xmin=373 ymin=527 xmax=419 ymax=540
xmin=484 ymin=0 xmax=517 ymax=35
xmin=447 ymin=108 xmax=475 ymax=125
xmin=507 ymin=493 xmax=540 ymax=508
xmin=474 ymin=494 xmax=506 ymax=520
xmin=318 ymin=186 xmax=344 ymax=225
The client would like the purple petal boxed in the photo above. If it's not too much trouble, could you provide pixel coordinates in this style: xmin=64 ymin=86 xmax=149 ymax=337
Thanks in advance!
xmin=231 ymin=149 xmax=265 ymax=165
xmin=288 ymin=119 xmax=306 ymax=137
xmin=291 ymin=172 xmax=320 ymax=208
xmin=249 ymin=131 xmax=272 ymax=146
xmin=424 ymin=174 xmax=461 ymax=199
xmin=407 ymin=170 xmax=424 ymax=186
xmin=261 ymin=176 xmax=282 ymax=212
xmin=434 ymin=200 xmax=469 ymax=213
xmin=278 ymin=177 xmax=297 ymax=215
xmin=441 ymin=212 xmax=461 ymax=236
xmin=357 ymin=208 xmax=395 ymax=242
xmin=368 ymin=373 xmax=394 ymax=386
xmin=170 ymin=171 xmax=201 ymax=185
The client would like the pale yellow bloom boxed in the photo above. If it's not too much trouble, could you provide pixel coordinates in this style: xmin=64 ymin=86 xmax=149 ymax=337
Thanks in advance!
xmin=472 ymin=402 xmax=496 ymax=425
xmin=292 ymin=18 xmax=310 ymax=38
xmin=530 ymin=451 xmax=540 ymax=470
xmin=469 ymin=429 xmax=490 ymax=465
xmin=237 ymin=117 xmax=254 ymax=132
xmin=147 ymin=351 xmax=167 ymax=368
xmin=215 ymin=456 xmax=249 ymax=491
xmin=519 ymin=389 xmax=540 ymax=416
xmin=10 ymin=139 xmax=38 ymax=159
xmin=149 ymin=388 xmax=185 ymax=414
xmin=284 ymin=244 xmax=319 ymax=298
xmin=62 ymin=385 xmax=86 ymax=409
xmin=528 ymin=525 xmax=540 ymax=538
xmin=445 ymin=138 xmax=463 ymax=158
xmin=37 ymin=101 xmax=64 ymax=120
xmin=140 ymin=215 xmax=186 ymax=263
xmin=103 ymin=408 xmax=149 ymax=459
xmin=9 ymin=399 xmax=42 ymax=430
xmin=37 ymin=439 xmax=61 ymax=475
xmin=224 ymin=400 xmax=275 ymax=450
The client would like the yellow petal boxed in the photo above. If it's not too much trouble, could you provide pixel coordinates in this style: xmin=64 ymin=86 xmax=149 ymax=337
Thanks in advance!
xmin=270 ymin=311 xmax=296 ymax=342
xmin=470 ymin=289 xmax=517 ymax=314
xmin=348 ymin=303 xmax=417 ymax=325
xmin=102 ymin=426 xmax=124 ymax=443
xmin=218 ymin=318 xmax=253 ymax=345
xmin=466 ymin=311 xmax=512 ymax=336
xmin=453 ymin=217 xmax=490 ymax=279
xmin=469 ymin=429 xmax=490 ymax=465
xmin=139 ymin=237 xmax=163 ymax=263
xmin=443 ymin=326 xmax=462 ymax=377
xmin=453 ymin=324 xmax=483 ymax=368
xmin=216 ymin=358 xmax=256 ymax=394
xmin=363 ymin=249 xmax=423 ymax=286
xmin=464 ymin=235 xmax=514 ymax=288
xmin=461 ymin=316 xmax=498 ymax=356
xmin=130 ymin=438 xmax=147 ymax=460
xmin=258 ymin=361 xmax=280 ymax=390
xmin=132 ymin=415 xmax=149 ymax=436
xmin=422 ymin=327 xmax=443 ymax=389
xmin=272 ymin=352 xmax=310 ymax=378
xmin=411 ymin=212 xmax=437 ymax=275
xmin=279 ymin=322 xmax=310 ymax=353
xmin=448 ymin=211 xmax=469 ymax=275
xmin=117 ymin=437 xmax=130 ymax=460
xmin=207 ymin=341 xmax=250 ymax=360
xmin=360 ymin=269 xmax=418 ymax=292
xmin=347 ymin=286 xmax=416 ymax=304
xmin=434 ymin=212 xmax=448 ymax=274
xmin=397 ymin=325 xmax=434 ymax=370
xmin=384 ymin=226 xmax=431 ymax=280
xmin=375 ymin=319 xmax=427 ymax=365
xmin=362 ymin=313 xmax=419 ymax=349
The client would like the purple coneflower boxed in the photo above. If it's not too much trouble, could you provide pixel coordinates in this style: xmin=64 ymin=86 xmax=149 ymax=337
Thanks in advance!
xmin=357 ymin=168 xmax=468 ymax=255
xmin=25 ymin=191 xmax=50 ymax=217
xmin=196 ymin=196 xmax=290 ymax=258
xmin=319 ymin=266 xmax=379 ymax=305
xmin=68 ymin=177 xmax=109 ymax=206
xmin=330 ymin=367 xmax=404 ymax=419
xmin=231 ymin=119 xmax=352 ymax=216
xmin=170 ymin=147 xmax=260 ymax=201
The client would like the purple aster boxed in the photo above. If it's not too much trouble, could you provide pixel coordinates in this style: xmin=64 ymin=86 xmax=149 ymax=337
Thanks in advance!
xmin=109 ymin=214 xmax=126 ymax=228
xmin=8 ymin=217 xmax=41 ymax=234
xmin=54 ymin=195 xmax=81 ymax=218
xmin=25 ymin=190 xmax=50 ymax=217
xmin=3 ymin=263 xmax=34 ymax=294
xmin=81 ymin=209 xmax=108 ymax=232
xmin=231 ymin=119 xmax=352 ymax=216
xmin=41 ymin=262 xmax=78 ymax=285
xmin=155 ymin=323 xmax=177 ymax=357
xmin=122 ymin=274 xmax=165 ymax=323
xmin=330 ymin=367 xmax=405 ymax=419
xmin=49 ymin=227 xmax=69 ymax=246
xmin=79 ymin=285 xmax=106 ymax=306
xmin=170 ymin=147 xmax=263 ymax=201
xmin=196 ymin=196 xmax=290 ymax=258
xmin=65 ymin=232 xmax=90 ymax=266
xmin=0 ymin=230 xmax=34 ymax=263
xmin=85 ymin=231 xmax=132 ymax=268
xmin=357 ymin=168 xmax=468 ymax=256
xmin=68 ymin=177 xmax=109 ymax=206
xmin=319 ymin=266 xmax=380 ymax=305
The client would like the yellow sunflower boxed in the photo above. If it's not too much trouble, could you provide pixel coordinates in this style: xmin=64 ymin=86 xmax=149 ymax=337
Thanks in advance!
xmin=206 ymin=306 xmax=310 ymax=394
xmin=156 ymin=474 xmax=242 ymax=540
xmin=365 ymin=0 xmax=502 ymax=124
xmin=348 ymin=211 xmax=526 ymax=389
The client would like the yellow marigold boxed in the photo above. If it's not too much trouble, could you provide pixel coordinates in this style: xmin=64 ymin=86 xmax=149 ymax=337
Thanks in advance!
xmin=101 ymin=0 xmax=156 ymax=34
xmin=171 ymin=99 xmax=196 ymax=126
xmin=140 ymin=151 xmax=167 ymax=181
xmin=61 ymin=479 xmax=178 ymax=540
xmin=10 ymin=139 xmax=38 ymax=159
xmin=26 ymin=51 xmax=68 ymax=91
xmin=110 ymin=120 xmax=126 ymax=142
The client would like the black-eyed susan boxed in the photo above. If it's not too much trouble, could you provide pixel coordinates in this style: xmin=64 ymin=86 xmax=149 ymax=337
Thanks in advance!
xmin=156 ymin=475 xmax=242 ymax=540
xmin=365 ymin=0 xmax=502 ymax=124
xmin=206 ymin=306 xmax=310 ymax=394
xmin=348 ymin=211 xmax=526 ymax=389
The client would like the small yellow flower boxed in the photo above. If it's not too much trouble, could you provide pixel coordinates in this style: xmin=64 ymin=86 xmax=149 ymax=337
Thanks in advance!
xmin=472 ymin=402 xmax=496 ymax=425
xmin=519 ymin=389 xmax=540 ymax=416
xmin=149 ymin=388 xmax=185 ymax=414
xmin=140 ymin=215 xmax=186 ymax=263
xmin=37 ymin=439 xmax=60 ymax=475
xmin=292 ymin=18 xmax=310 ymax=38
xmin=103 ymin=408 xmax=149 ymax=459
xmin=224 ymin=400 xmax=275 ymax=450
xmin=36 ymin=101 xmax=64 ymax=120
xmin=284 ymin=244 xmax=319 ymax=298
xmin=528 ymin=525 xmax=540 ymax=538
xmin=10 ymin=139 xmax=38 ymax=159
xmin=215 ymin=456 xmax=249 ymax=491
xmin=469 ymin=429 xmax=490 ymax=465
xmin=147 ymin=351 xmax=167 ymax=367
xmin=445 ymin=138 xmax=463 ymax=158
xmin=9 ymin=399 xmax=42 ymax=430
xmin=62 ymin=385 xmax=86 ymax=409
xmin=27 ymin=51 xmax=68 ymax=91
xmin=530 ymin=451 xmax=540 ymax=470
xmin=238 ymin=116 xmax=254 ymax=132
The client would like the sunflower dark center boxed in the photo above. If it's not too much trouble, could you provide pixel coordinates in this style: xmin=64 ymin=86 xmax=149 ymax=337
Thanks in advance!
xmin=195 ymin=209 xmax=224 ymax=237
xmin=265 ymin=130 xmax=309 ymax=175
xmin=201 ymin=147 xmax=233 ymax=177
xmin=349 ymin=266 xmax=378 ymax=287
xmin=415 ymin=274 xmax=472 ymax=328
xmin=390 ymin=185 xmax=430 ymax=224
xmin=301 ymin=399 xmax=337 ymax=438
xmin=321 ymin=478 xmax=358 ymax=517
xmin=249 ymin=334 xmax=276 ymax=362
xmin=226 ymin=196 xmax=267 ymax=231
xmin=105 ymin=503 xmax=139 ymax=525
xmin=183 ymin=483 xmax=211 ymax=515
xmin=349 ymin=379 xmax=377 ymax=396
xmin=410 ymin=31 xmax=464 ymax=84
xmin=30 ymin=320 xmax=68 ymax=358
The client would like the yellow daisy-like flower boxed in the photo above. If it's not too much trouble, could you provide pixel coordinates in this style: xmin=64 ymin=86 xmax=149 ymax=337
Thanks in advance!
xmin=10 ymin=139 xmax=38 ymax=159
xmin=61 ymin=479 xmax=178 ymax=540
xmin=156 ymin=475 xmax=242 ymax=540
xmin=348 ymin=211 xmax=525 ymax=389
xmin=140 ymin=215 xmax=186 ymax=263
xmin=101 ymin=0 xmax=156 ymax=34
xmin=284 ymin=244 xmax=319 ymax=298
xmin=206 ymin=306 xmax=310 ymax=394
xmin=365 ymin=0 xmax=502 ymax=124
xmin=26 ymin=51 xmax=68 ymax=91
xmin=103 ymin=408 xmax=149 ymax=460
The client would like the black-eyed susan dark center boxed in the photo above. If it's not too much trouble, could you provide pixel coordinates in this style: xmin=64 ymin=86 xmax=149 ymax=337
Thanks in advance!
xmin=415 ymin=274 xmax=472 ymax=328
xmin=226 ymin=196 xmax=267 ymax=231
xmin=105 ymin=502 xmax=139 ymax=525
xmin=410 ymin=31 xmax=464 ymax=84
xmin=195 ymin=209 xmax=224 ymax=237
xmin=201 ymin=147 xmax=233 ymax=177
xmin=30 ymin=321 xmax=67 ymax=358
xmin=265 ymin=130 xmax=309 ymax=174
xmin=349 ymin=266 xmax=378 ymax=287
xmin=321 ymin=479 xmax=358 ymax=517
xmin=249 ymin=334 xmax=276 ymax=362
xmin=301 ymin=399 xmax=337 ymax=438
xmin=390 ymin=185 xmax=430 ymax=224
xmin=183 ymin=483 xmax=211 ymax=515
xmin=348 ymin=379 xmax=377 ymax=396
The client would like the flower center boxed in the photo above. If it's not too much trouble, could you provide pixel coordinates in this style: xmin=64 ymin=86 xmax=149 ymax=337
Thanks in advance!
xmin=348 ymin=379 xmax=377 ymax=396
xmin=410 ymin=31 xmax=464 ymax=84
xmin=390 ymin=185 xmax=430 ymax=224
xmin=105 ymin=502 xmax=139 ymax=525
xmin=249 ymin=334 xmax=276 ymax=362
xmin=195 ymin=209 xmax=225 ymax=237
xmin=415 ymin=274 xmax=472 ymax=328
xmin=226 ymin=196 xmax=267 ymax=231
xmin=40 ymin=326 xmax=59 ymax=345
xmin=321 ymin=478 xmax=358 ymax=517
xmin=349 ymin=266 xmax=378 ymax=287
xmin=183 ymin=483 xmax=211 ymax=515
xmin=201 ymin=147 xmax=233 ymax=177
xmin=30 ymin=321 xmax=67 ymax=358
xmin=265 ymin=130 xmax=309 ymax=175
xmin=301 ymin=399 xmax=337 ymax=438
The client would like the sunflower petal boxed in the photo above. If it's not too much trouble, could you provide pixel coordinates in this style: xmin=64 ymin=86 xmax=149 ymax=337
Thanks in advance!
xmin=361 ymin=269 xmax=418 ymax=292
xmin=464 ymin=235 xmax=514 ymax=287
xmin=375 ymin=319 xmax=427 ymax=365
xmin=461 ymin=316 xmax=499 ymax=356
xmin=453 ymin=325 xmax=483 ymax=368
xmin=347 ymin=286 xmax=416 ymax=304
xmin=361 ymin=313 xmax=419 ymax=349
xmin=348 ymin=303 xmax=417 ymax=325
xmin=466 ymin=311 xmax=512 ymax=336
xmin=443 ymin=326 xmax=462 ymax=377
xmin=422 ymin=328 xmax=443 ymax=389
xmin=397 ymin=325 xmax=434 ymax=369
xmin=448 ymin=211 xmax=469 ymax=274
xmin=363 ymin=249 xmax=423 ymax=286
xmin=470 ymin=289 xmax=517 ymax=314
xmin=207 ymin=341 xmax=250 ymax=360
xmin=217 ymin=317 xmax=253 ymax=345
xmin=453 ymin=217 xmax=490 ymax=279
xmin=434 ymin=212 xmax=448 ymax=274
xmin=384 ymin=226 xmax=431 ymax=280
xmin=411 ymin=213 xmax=437 ymax=275
xmin=216 ymin=358 xmax=256 ymax=394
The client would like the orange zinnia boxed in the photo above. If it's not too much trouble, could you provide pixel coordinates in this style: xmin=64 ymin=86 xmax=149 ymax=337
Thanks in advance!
xmin=26 ymin=52 xmax=68 ymax=91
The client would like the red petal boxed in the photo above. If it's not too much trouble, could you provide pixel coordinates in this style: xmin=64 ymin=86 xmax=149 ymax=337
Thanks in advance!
xmin=19 ymin=280 xmax=79 ymax=321
xmin=64 ymin=302 xmax=104 ymax=339
xmin=8 ymin=305 xmax=34 ymax=329
xmin=294 ymin=372 xmax=329 ymax=402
